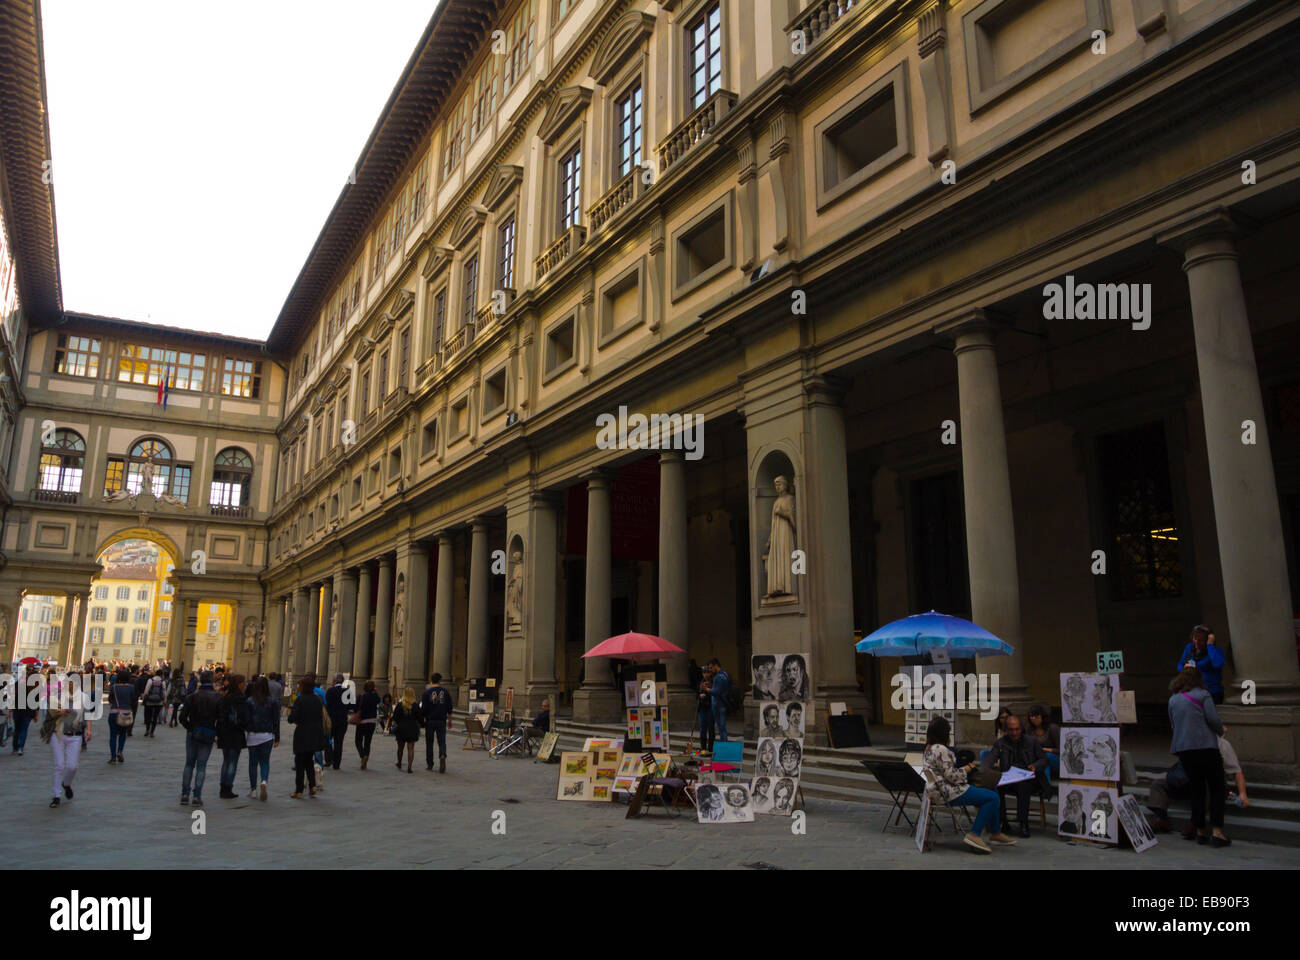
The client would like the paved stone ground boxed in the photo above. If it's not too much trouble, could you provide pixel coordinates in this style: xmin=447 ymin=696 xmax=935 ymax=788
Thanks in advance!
xmin=4 ymin=721 xmax=1297 ymax=870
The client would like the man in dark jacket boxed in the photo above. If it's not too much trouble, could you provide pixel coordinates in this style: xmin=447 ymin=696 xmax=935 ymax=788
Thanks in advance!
xmin=992 ymin=714 xmax=1048 ymax=837
xmin=708 ymin=660 xmax=731 ymax=742
xmin=178 ymin=671 xmax=221 ymax=807
xmin=420 ymin=673 xmax=455 ymax=773
xmin=325 ymin=674 xmax=351 ymax=770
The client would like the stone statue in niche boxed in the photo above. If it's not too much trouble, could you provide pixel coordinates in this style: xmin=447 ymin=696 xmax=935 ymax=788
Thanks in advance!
xmin=329 ymin=595 xmax=339 ymax=650
xmin=0 ymin=607 xmax=8 ymax=648
xmin=241 ymin=617 xmax=261 ymax=654
xmin=506 ymin=548 xmax=524 ymax=631
xmin=392 ymin=574 xmax=406 ymax=648
xmin=762 ymin=475 xmax=798 ymax=600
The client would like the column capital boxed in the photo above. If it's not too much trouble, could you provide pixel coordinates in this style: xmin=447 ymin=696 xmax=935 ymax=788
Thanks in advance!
xmin=469 ymin=517 xmax=490 ymax=533
xmin=658 ymin=450 xmax=685 ymax=465
xmin=529 ymin=491 xmax=563 ymax=510
xmin=377 ymin=554 xmax=395 ymax=571
xmin=435 ymin=530 xmax=456 ymax=546
xmin=933 ymin=308 xmax=1007 ymax=348
xmin=584 ymin=468 xmax=615 ymax=490
xmin=1156 ymin=207 xmax=1238 ymax=255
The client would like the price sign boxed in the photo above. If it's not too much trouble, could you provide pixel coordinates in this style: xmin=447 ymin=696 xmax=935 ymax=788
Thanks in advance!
xmin=1096 ymin=650 xmax=1124 ymax=674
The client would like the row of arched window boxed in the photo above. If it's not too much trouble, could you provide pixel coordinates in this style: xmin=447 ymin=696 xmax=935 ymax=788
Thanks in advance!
xmin=37 ymin=430 xmax=254 ymax=512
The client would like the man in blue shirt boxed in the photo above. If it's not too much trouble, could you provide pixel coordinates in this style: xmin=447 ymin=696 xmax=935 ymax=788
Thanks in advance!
xmin=420 ymin=673 xmax=455 ymax=772
xmin=708 ymin=659 xmax=731 ymax=742
xmin=1177 ymin=625 xmax=1226 ymax=704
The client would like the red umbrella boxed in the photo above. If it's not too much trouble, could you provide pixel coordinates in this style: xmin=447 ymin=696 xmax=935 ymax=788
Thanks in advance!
xmin=581 ymin=632 xmax=685 ymax=662
xmin=19 ymin=657 xmax=40 ymax=665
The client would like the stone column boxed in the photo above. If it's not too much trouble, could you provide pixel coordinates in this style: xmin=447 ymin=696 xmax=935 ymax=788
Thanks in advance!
xmin=265 ymin=595 xmax=285 ymax=675
xmin=306 ymin=583 xmax=322 ymax=680
xmin=0 ymin=586 xmax=22 ymax=665
xmin=432 ymin=535 xmax=455 ymax=679
xmin=525 ymin=494 xmax=560 ymax=712
xmin=59 ymin=592 xmax=86 ymax=667
xmin=658 ymin=452 xmax=693 ymax=719
xmin=168 ymin=594 xmax=186 ymax=668
xmin=336 ymin=568 xmax=358 ymax=683
xmin=293 ymin=586 xmax=311 ymax=678
xmin=399 ymin=541 xmax=430 ymax=689
xmin=466 ymin=521 xmax=491 ymax=682
xmin=939 ymin=312 xmax=1027 ymax=738
xmin=353 ymin=564 xmax=373 ymax=680
xmin=373 ymin=557 xmax=393 ymax=693
xmin=574 ymin=472 xmax=621 ymax=721
xmin=1160 ymin=210 xmax=1300 ymax=782
xmin=315 ymin=579 xmax=332 ymax=678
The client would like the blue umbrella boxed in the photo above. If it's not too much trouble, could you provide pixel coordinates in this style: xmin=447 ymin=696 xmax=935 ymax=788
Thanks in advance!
xmin=855 ymin=611 xmax=1013 ymax=658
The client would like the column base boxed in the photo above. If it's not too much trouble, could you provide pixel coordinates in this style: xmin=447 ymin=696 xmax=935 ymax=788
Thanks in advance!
xmin=571 ymin=684 xmax=625 ymax=724
xmin=1218 ymin=703 xmax=1300 ymax=785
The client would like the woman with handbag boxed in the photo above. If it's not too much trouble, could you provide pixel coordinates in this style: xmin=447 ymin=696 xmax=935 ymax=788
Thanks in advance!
xmin=391 ymin=687 xmax=421 ymax=773
xmin=922 ymin=716 xmax=1017 ymax=853
xmin=1168 ymin=665 xmax=1230 ymax=846
xmin=287 ymin=675 xmax=327 ymax=798
xmin=352 ymin=679 xmax=381 ymax=770
xmin=46 ymin=686 xmax=92 ymax=808
xmin=107 ymin=669 xmax=137 ymax=764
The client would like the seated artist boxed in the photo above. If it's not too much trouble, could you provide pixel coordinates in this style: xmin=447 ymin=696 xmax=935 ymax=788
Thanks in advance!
xmin=1025 ymin=702 xmax=1060 ymax=781
xmin=990 ymin=713 xmax=1048 ymax=838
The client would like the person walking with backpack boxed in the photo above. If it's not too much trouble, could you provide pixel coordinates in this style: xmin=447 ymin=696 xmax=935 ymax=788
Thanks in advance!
xmin=141 ymin=669 xmax=167 ymax=737
xmin=166 ymin=669 xmax=186 ymax=727
xmin=420 ymin=673 xmax=455 ymax=773
xmin=242 ymin=675 xmax=281 ymax=800
xmin=708 ymin=660 xmax=732 ymax=742
xmin=106 ymin=669 xmax=137 ymax=764
xmin=178 ymin=670 xmax=221 ymax=807
xmin=216 ymin=674 xmax=248 ymax=799
xmin=288 ymin=675 xmax=327 ymax=799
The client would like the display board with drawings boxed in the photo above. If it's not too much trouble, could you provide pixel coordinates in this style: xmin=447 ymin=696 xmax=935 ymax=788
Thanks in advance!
xmin=612 ymin=751 xmax=671 ymax=795
xmin=556 ymin=748 xmax=621 ymax=802
xmin=1060 ymin=672 xmax=1119 ymax=724
xmin=1056 ymin=782 xmax=1120 ymax=844
xmin=1059 ymin=727 xmax=1121 ymax=781
xmin=1114 ymin=792 xmax=1159 ymax=852
xmin=696 ymin=782 xmax=755 ymax=823
xmin=621 ymin=663 xmax=668 ymax=753
xmin=748 ymin=652 xmax=812 ymax=817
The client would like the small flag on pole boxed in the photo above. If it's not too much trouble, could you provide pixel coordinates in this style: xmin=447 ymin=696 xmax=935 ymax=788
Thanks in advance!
xmin=157 ymin=366 xmax=171 ymax=410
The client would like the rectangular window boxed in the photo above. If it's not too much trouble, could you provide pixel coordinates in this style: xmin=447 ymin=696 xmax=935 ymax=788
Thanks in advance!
xmin=559 ymin=146 xmax=582 ymax=231
xmin=221 ymin=358 xmax=262 ymax=398
xmin=462 ymin=256 xmax=480 ymax=326
xmin=113 ymin=628 xmax=123 ymax=645
xmin=377 ymin=350 xmax=390 ymax=402
xmin=91 ymin=627 xmax=104 ymax=644
xmin=117 ymin=345 xmax=207 ymax=391
xmin=442 ymin=97 xmax=467 ymax=177
xmin=1097 ymin=422 xmax=1183 ymax=600
xmin=422 ymin=418 xmax=439 ymax=456
xmin=398 ymin=328 xmax=410 ymax=383
xmin=498 ymin=216 xmax=516 ymax=291
xmin=469 ymin=57 xmax=499 ymax=143
xmin=104 ymin=458 xmax=125 ymax=495
xmin=352 ymin=474 xmax=363 ymax=504
xmin=137 ymin=588 xmax=148 ymax=601
xmin=131 ymin=628 xmax=146 ymax=643
xmin=159 ymin=599 xmax=172 ymax=612
xmin=390 ymin=185 xmax=409 ymax=259
xmin=116 ymin=586 xmax=130 ymax=601
xmin=371 ymin=221 xmax=389 ymax=281
xmin=158 ymin=618 xmax=170 ymax=635
xmin=688 ymin=3 xmax=723 ymax=111
xmin=135 ymin=607 xmax=149 ymax=623
xmin=360 ymin=367 xmax=371 ymax=419
xmin=503 ymin=0 xmax=537 ymax=91
xmin=208 ymin=618 xmax=220 ymax=633
xmin=432 ymin=288 xmax=447 ymax=350
xmin=171 ymin=465 xmax=191 ymax=504
xmin=94 ymin=586 xmax=108 ymax=600
xmin=556 ymin=0 xmax=577 ymax=23
xmin=92 ymin=607 xmax=107 ymax=622
xmin=55 ymin=334 xmax=101 ymax=378
xmin=615 ymin=83 xmax=644 ymax=178
xmin=408 ymin=156 xmax=430 ymax=229
xmin=115 ymin=607 xmax=129 ymax=622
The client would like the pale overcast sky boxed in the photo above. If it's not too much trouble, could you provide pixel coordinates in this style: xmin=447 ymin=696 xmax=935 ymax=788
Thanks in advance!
xmin=42 ymin=0 xmax=439 ymax=341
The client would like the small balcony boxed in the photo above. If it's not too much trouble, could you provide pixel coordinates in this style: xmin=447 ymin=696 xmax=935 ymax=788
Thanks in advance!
xmin=535 ymin=225 xmax=587 ymax=280
xmin=33 ymin=488 xmax=80 ymax=505
xmin=589 ymin=170 xmax=643 ymax=234
xmin=789 ymin=0 xmax=858 ymax=48
xmin=657 ymin=90 xmax=737 ymax=175
xmin=209 ymin=503 xmax=252 ymax=519
xmin=443 ymin=323 xmax=475 ymax=365
xmin=476 ymin=288 xmax=514 ymax=333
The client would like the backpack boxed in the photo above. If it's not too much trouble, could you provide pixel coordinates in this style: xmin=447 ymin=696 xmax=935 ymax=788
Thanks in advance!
xmin=723 ymin=673 xmax=740 ymax=712
xmin=144 ymin=677 xmax=165 ymax=705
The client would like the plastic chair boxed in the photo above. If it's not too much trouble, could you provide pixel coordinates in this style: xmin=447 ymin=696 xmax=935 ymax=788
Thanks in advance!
xmin=701 ymin=740 xmax=743 ymax=784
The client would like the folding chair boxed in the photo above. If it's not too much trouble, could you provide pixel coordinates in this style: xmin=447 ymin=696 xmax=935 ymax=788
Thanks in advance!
xmin=700 ymin=740 xmax=744 ymax=784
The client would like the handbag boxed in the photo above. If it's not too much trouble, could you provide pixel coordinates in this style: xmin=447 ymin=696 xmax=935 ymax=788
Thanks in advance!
xmin=320 ymin=703 xmax=332 ymax=735
xmin=117 ymin=710 xmax=135 ymax=728
xmin=348 ymin=711 xmax=360 ymax=726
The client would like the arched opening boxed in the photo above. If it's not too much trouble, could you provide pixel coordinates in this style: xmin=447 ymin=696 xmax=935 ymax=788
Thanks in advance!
xmin=210 ymin=446 xmax=253 ymax=517
xmin=81 ymin=537 xmax=178 ymax=667
xmin=104 ymin=437 xmax=192 ymax=504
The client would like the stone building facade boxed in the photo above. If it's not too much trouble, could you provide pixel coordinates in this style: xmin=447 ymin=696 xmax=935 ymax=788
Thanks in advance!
xmin=3 ymin=0 xmax=1299 ymax=780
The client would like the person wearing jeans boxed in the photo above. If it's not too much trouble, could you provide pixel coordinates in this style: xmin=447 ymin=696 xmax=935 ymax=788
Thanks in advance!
xmin=178 ymin=671 xmax=221 ymax=806
xmin=352 ymin=679 xmax=380 ymax=770
xmin=216 ymin=675 xmax=247 ymax=799
xmin=10 ymin=666 xmax=38 ymax=755
xmin=242 ymin=675 xmax=281 ymax=800
xmin=707 ymin=660 xmax=730 ymax=742
xmin=922 ymin=716 xmax=1015 ymax=854
xmin=106 ymin=670 xmax=136 ymax=763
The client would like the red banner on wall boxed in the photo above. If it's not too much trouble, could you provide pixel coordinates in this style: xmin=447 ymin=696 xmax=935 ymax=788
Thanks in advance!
xmin=566 ymin=456 xmax=660 ymax=561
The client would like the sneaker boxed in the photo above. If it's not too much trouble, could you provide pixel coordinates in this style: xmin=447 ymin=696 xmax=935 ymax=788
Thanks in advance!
xmin=248 ymin=789 xmax=258 ymax=799
xmin=118 ymin=754 xmax=125 ymax=763
xmin=63 ymin=785 xmax=73 ymax=799
xmin=107 ymin=757 xmax=117 ymax=764
xmin=49 ymin=797 xmax=60 ymax=808
xmin=259 ymin=780 xmax=267 ymax=801
xmin=963 ymin=833 xmax=991 ymax=853
xmin=180 ymin=795 xmax=190 ymax=805
xmin=290 ymin=792 xmax=302 ymax=799
xmin=192 ymin=799 xmax=203 ymax=808
xmin=987 ymin=832 xmax=1018 ymax=846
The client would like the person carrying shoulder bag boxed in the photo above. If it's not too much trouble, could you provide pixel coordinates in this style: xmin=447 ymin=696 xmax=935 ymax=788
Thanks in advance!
xmin=1168 ymin=665 xmax=1230 ymax=847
